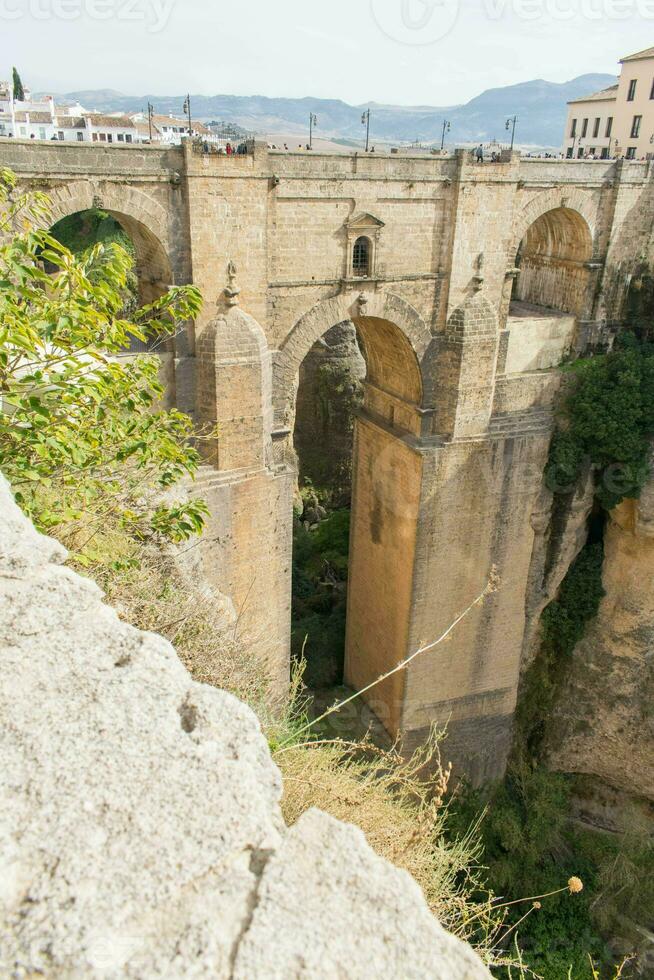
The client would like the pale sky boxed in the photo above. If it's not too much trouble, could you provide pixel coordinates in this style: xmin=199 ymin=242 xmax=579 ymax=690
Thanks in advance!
xmin=1 ymin=0 xmax=650 ymax=105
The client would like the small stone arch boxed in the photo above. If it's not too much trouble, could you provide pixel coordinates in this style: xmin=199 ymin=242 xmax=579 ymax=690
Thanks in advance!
xmin=42 ymin=180 xmax=174 ymax=303
xmin=273 ymin=291 xmax=431 ymax=429
xmin=511 ymin=188 xmax=598 ymax=260
xmin=511 ymin=205 xmax=594 ymax=317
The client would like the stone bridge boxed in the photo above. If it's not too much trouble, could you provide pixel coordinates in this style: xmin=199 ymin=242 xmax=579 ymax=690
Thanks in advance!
xmin=4 ymin=138 xmax=654 ymax=782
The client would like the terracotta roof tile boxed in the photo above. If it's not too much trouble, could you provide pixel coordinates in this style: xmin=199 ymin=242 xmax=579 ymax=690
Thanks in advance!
xmin=85 ymin=113 xmax=135 ymax=128
xmin=568 ymin=85 xmax=618 ymax=105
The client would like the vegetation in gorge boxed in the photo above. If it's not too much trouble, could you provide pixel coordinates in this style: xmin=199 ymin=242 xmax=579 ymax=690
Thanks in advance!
xmin=546 ymin=332 xmax=654 ymax=510
xmin=291 ymin=504 xmax=350 ymax=688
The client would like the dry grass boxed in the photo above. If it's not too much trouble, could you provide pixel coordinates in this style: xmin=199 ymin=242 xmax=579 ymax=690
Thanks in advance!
xmin=275 ymin=734 xmax=497 ymax=946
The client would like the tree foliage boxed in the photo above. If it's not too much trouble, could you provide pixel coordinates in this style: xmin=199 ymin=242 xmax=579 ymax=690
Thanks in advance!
xmin=0 ymin=168 xmax=207 ymax=546
xmin=12 ymin=67 xmax=25 ymax=102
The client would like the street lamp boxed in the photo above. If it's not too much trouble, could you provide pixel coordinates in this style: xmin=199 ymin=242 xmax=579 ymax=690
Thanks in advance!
xmin=309 ymin=112 xmax=317 ymax=150
xmin=182 ymin=94 xmax=192 ymax=138
xmin=361 ymin=108 xmax=371 ymax=152
xmin=147 ymin=101 xmax=154 ymax=143
xmin=506 ymin=115 xmax=518 ymax=151
xmin=440 ymin=119 xmax=451 ymax=151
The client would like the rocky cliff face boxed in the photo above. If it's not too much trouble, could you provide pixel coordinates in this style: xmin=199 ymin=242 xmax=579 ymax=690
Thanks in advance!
xmin=521 ymin=473 xmax=595 ymax=673
xmin=545 ymin=481 xmax=654 ymax=826
xmin=0 ymin=474 xmax=490 ymax=979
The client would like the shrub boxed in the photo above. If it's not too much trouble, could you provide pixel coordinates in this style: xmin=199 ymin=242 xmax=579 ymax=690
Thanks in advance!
xmin=0 ymin=168 xmax=206 ymax=545
xmin=546 ymin=336 xmax=654 ymax=509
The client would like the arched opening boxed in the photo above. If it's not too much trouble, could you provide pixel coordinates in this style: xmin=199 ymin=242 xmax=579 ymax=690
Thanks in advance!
xmin=49 ymin=208 xmax=173 ymax=330
xmin=512 ymin=207 xmax=593 ymax=315
xmin=289 ymin=309 xmax=424 ymax=734
xmin=506 ymin=207 xmax=593 ymax=373
xmin=47 ymin=208 xmax=178 ymax=404
xmin=352 ymin=236 xmax=371 ymax=277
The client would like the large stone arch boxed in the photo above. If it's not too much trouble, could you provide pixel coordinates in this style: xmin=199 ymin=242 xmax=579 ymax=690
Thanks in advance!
xmin=273 ymin=291 xmax=431 ymax=429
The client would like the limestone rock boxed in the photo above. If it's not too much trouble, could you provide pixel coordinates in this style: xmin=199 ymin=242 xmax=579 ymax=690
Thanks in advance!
xmin=0 ymin=473 xmax=490 ymax=979
xmin=546 ymin=485 xmax=654 ymax=811
xmin=233 ymin=808 xmax=489 ymax=980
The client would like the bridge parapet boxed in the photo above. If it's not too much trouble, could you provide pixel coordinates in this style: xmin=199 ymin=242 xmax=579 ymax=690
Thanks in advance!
xmin=0 ymin=137 xmax=184 ymax=177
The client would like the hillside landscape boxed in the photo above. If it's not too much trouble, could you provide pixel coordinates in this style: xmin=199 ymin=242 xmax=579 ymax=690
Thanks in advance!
xmin=53 ymin=72 xmax=617 ymax=147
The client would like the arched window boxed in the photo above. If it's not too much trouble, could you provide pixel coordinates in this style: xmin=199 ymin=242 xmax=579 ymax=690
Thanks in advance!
xmin=352 ymin=236 xmax=371 ymax=277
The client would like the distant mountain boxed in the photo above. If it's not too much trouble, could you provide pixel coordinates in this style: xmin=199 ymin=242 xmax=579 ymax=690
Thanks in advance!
xmin=52 ymin=73 xmax=617 ymax=147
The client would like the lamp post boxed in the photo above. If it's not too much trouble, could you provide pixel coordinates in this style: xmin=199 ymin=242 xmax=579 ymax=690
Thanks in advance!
xmin=506 ymin=115 xmax=518 ymax=151
xmin=182 ymin=94 xmax=192 ymax=138
xmin=309 ymin=112 xmax=317 ymax=149
xmin=361 ymin=108 xmax=370 ymax=152
xmin=147 ymin=101 xmax=154 ymax=143
xmin=440 ymin=119 xmax=451 ymax=151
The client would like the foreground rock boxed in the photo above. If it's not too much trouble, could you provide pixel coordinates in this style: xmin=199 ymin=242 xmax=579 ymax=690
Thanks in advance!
xmin=0 ymin=474 xmax=490 ymax=979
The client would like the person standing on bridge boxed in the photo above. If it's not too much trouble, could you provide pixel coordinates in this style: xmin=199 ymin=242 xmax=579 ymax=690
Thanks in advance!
xmin=475 ymin=144 xmax=484 ymax=164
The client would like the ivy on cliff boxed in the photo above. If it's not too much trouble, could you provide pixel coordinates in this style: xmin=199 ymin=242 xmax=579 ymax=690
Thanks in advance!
xmin=546 ymin=334 xmax=654 ymax=510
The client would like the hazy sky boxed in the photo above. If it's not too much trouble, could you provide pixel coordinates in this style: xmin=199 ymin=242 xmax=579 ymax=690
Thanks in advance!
xmin=1 ymin=0 xmax=651 ymax=105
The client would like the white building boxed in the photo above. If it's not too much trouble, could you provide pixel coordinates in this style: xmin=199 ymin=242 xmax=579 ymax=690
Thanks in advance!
xmin=0 ymin=79 xmax=231 ymax=149
xmin=130 ymin=112 xmax=214 ymax=145
xmin=0 ymin=81 xmax=58 ymax=139
xmin=83 ymin=113 xmax=138 ymax=144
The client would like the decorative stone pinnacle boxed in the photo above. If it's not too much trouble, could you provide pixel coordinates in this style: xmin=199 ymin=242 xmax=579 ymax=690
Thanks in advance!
xmin=224 ymin=260 xmax=241 ymax=307
xmin=472 ymin=252 xmax=485 ymax=291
